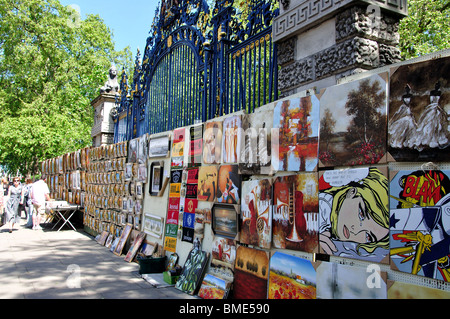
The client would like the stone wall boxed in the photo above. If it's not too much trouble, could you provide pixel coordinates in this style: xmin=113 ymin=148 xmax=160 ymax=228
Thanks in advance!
xmin=275 ymin=0 xmax=407 ymax=96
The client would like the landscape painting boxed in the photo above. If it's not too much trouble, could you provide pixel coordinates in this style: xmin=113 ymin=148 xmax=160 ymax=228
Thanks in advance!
xmin=318 ymin=73 xmax=388 ymax=167
xmin=234 ymin=246 xmax=269 ymax=299
xmin=388 ymin=56 xmax=450 ymax=162
xmin=268 ymin=252 xmax=317 ymax=299
xmin=272 ymin=173 xmax=319 ymax=253
xmin=389 ymin=169 xmax=450 ymax=281
xmin=198 ymin=273 xmax=231 ymax=299
xmin=240 ymin=178 xmax=273 ymax=249
xmin=272 ymin=94 xmax=320 ymax=172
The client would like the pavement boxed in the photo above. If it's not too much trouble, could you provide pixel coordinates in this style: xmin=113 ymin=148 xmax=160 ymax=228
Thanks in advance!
xmin=0 ymin=215 xmax=197 ymax=299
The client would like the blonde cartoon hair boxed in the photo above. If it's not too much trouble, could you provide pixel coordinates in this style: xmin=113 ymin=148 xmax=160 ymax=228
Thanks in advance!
xmin=324 ymin=167 xmax=389 ymax=254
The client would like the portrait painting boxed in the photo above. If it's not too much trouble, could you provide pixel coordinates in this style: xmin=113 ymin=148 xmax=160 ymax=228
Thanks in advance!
xmin=272 ymin=94 xmax=320 ymax=172
xmin=240 ymin=178 xmax=273 ymax=249
xmin=388 ymin=56 xmax=450 ymax=162
xmin=318 ymin=167 xmax=390 ymax=263
xmin=216 ymin=165 xmax=241 ymax=204
xmin=273 ymin=173 xmax=319 ymax=253
xmin=389 ymin=169 xmax=450 ymax=281
xmin=318 ymin=73 xmax=388 ymax=167
xmin=269 ymin=252 xmax=317 ymax=299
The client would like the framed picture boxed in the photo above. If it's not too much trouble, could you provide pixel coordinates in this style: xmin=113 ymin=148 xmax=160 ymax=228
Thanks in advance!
xmin=113 ymin=223 xmax=133 ymax=256
xmin=149 ymin=161 xmax=164 ymax=196
xmin=149 ymin=134 xmax=171 ymax=158
xmin=124 ymin=231 xmax=146 ymax=262
xmin=212 ymin=204 xmax=239 ymax=239
xmin=143 ymin=214 xmax=165 ymax=239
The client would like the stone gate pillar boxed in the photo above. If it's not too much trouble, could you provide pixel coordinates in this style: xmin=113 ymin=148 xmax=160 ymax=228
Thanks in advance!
xmin=274 ymin=0 xmax=408 ymax=96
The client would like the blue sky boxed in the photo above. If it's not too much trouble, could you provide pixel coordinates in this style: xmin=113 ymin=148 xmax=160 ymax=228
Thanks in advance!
xmin=59 ymin=0 xmax=159 ymax=56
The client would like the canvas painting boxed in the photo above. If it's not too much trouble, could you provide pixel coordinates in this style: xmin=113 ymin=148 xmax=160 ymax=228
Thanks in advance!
xmin=188 ymin=124 xmax=203 ymax=167
xmin=198 ymin=273 xmax=231 ymax=299
xmin=388 ymin=280 xmax=450 ymax=299
xmin=389 ymin=169 xmax=450 ymax=281
xmin=197 ymin=165 xmax=218 ymax=202
xmin=273 ymin=173 xmax=319 ymax=253
xmin=234 ymin=246 xmax=269 ymax=299
xmin=212 ymin=204 xmax=238 ymax=239
xmin=316 ymin=262 xmax=387 ymax=299
xmin=388 ymin=56 xmax=450 ymax=162
xmin=222 ymin=115 xmax=242 ymax=164
xmin=171 ymin=128 xmax=186 ymax=169
xmin=240 ymin=178 xmax=273 ymax=249
xmin=272 ymin=94 xmax=320 ymax=172
xmin=318 ymin=73 xmax=388 ymax=167
xmin=210 ymin=236 xmax=236 ymax=282
xmin=269 ymin=252 xmax=317 ymax=299
xmin=203 ymin=120 xmax=223 ymax=164
xmin=216 ymin=165 xmax=241 ymax=204
xmin=175 ymin=248 xmax=210 ymax=295
xmin=319 ymin=167 xmax=390 ymax=263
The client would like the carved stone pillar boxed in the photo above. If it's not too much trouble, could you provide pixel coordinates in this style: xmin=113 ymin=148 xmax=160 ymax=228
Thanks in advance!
xmin=274 ymin=0 xmax=408 ymax=96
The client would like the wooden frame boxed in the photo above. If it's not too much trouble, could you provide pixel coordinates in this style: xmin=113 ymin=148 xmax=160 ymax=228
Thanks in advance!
xmin=113 ymin=223 xmax=133 ymax=256
xmin=212 ymin=204 xmax=239 ymax=239
xmin=149 ymin=161 xmax=164 ymax=196
xmin=124 ymin=231 xmax=146 ymax=262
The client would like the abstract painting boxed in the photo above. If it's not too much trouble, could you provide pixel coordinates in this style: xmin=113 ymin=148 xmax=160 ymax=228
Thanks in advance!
xmin=240 ymin=178 xmax=273 ymax=249
xmin=273 ymin=173 xmax=319 ymax=253
xmin=389 ymin=169 xmax=450 ymax=281
xmin=272 ymin=94 xmax=320 ymax=172
xmin=319 ymin=167 xmax=390 ymax=263
xmin=388 ymin=56 xmax=450 ymax=162
xmin=234 ymin=246 xmax=269 ymax=299
xmin=268 ymin=252 xmax=317 ymax=299
xmin=318 ymin=73 xmax=388 ymax=167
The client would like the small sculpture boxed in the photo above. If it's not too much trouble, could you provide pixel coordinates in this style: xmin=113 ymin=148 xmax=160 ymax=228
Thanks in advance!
xmin=100 ymin=65 xmax=119 ymax=94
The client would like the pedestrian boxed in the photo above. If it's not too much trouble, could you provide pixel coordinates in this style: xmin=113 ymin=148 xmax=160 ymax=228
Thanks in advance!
xmin=30 ymin=175 xmax=52 ymax=230
xmin=0 ymin=178 xmax=4 ymax=226
xmin=23 ymin=178 xmax=34 ymax=228
xmin=4 ymin=177 xmax=23 ymax=233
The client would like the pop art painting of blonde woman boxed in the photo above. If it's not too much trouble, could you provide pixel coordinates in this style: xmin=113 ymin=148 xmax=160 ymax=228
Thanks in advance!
xmin=319 ymin=167 xmax=390 ymax=263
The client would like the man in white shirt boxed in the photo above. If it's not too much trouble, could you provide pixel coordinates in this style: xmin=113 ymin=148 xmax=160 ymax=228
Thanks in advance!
xmin=30 ymin=176 xmax=52 ymax=230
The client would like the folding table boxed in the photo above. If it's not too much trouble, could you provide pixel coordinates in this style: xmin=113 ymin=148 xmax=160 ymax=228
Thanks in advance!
xmin=46 ymin=201 xmax=83 ymax=231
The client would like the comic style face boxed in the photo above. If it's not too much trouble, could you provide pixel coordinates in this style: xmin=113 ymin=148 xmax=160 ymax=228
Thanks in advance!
xmin=337 ymin=187 xmax=389 ymax=245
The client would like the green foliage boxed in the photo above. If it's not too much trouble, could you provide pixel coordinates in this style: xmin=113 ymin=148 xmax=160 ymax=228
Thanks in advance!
xmin=0 ymin=0 xmax=132 ymax=175
xmin=399 ymin=0 xmax=450 ymax=59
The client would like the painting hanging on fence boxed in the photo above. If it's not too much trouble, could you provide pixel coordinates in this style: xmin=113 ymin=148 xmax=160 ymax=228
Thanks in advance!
xmin=272 ymin=94 xmax=320 ymax=172
xmin=272 ymin=173 xmax=319 ymax=253
xmin=216 ymin=165 xmax=241 ymax=204
xmin=197 ymin=165 xmax=218 ymax=202
xmin=318 ymin=73 xmax=388 ymax=167
xmin=268 ymin=252 xmax=317 ymax=299
xmin=222 ymin=115 xmax=242 ymax=164
xmin=316 ymin=261 xmax=387 ymax=299
xmin=389 ymin=169 xmax=450 ymax=282
xmin=319 ymin=167 xmax=390 ymax=263
xmin=240 ymin=178 xmax=273 ymax=249
xmin=388 ymin=56 xmax=450 ymax=162
xmin=175 ymin=248 xmax=210 ymax=295
xmin=234 ymin=246 xmax=269 ymax=299
xmin=203 ymin=120 xmax=223 ymax=164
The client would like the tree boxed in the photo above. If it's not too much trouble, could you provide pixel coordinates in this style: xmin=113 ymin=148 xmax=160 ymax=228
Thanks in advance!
xmin=320 ymin=108 xmax=336 ymax=152
xmin=0 ymin=0 xmax=132 ymax=175
xmin=399 ymin=0 xmax=450 ymax=59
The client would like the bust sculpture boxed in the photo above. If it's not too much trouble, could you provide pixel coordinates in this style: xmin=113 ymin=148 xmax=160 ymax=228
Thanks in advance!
xmin=100 ymin=65 xmax=119 ymax=94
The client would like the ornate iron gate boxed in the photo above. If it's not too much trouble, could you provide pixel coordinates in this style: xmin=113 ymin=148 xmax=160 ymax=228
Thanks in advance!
xmin=114 ymin=0 xmax=279 ymax=142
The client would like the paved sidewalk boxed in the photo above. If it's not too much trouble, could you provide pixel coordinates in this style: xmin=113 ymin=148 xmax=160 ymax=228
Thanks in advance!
xmin=0 ymin=217 xmax=196 ymax=299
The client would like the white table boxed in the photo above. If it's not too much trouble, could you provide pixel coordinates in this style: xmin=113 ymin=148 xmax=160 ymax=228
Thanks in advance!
xmin=47 ymin=202 xmax=83 ymax=231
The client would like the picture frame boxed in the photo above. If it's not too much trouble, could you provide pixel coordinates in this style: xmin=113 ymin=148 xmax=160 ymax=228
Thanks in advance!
xmin=148 ymin=134 xmax=171 ymax=158
xmin=149 ymin=161 xmax=164 ymax=196
xmin=143 ymin=213 xmax=165 ymax=239
xmin=124 ymin=231 xmax=146 ymax=262
xmin=212 ymin=204 xmax=239 ymax=239
xmin=113 ymin=224 xmax=133 ymax=256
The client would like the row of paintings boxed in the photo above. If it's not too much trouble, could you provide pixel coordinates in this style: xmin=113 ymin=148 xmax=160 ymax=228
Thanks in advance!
xmin=204 ymin=166 xmax=450 ymax=283
xmin=157 ymin=56 xmax=450 ymax=173
xmin=193 ymin=246 xmax=450 ymax=299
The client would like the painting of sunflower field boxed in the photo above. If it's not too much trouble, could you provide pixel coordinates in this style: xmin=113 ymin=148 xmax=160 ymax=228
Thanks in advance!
xmin=268 ymin=252 xmax=317 ymax=299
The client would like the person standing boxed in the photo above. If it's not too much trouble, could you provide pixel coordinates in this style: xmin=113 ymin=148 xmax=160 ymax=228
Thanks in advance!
xmin=0 ymin=178 xmax=4 ymax=226
xmin=23 ymin=178 xmax=34 ymax=228
xmin=4 ymin=177 xmax=23 ymax=233
xmin=31 ymin=176 xmax=52 ymax=230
